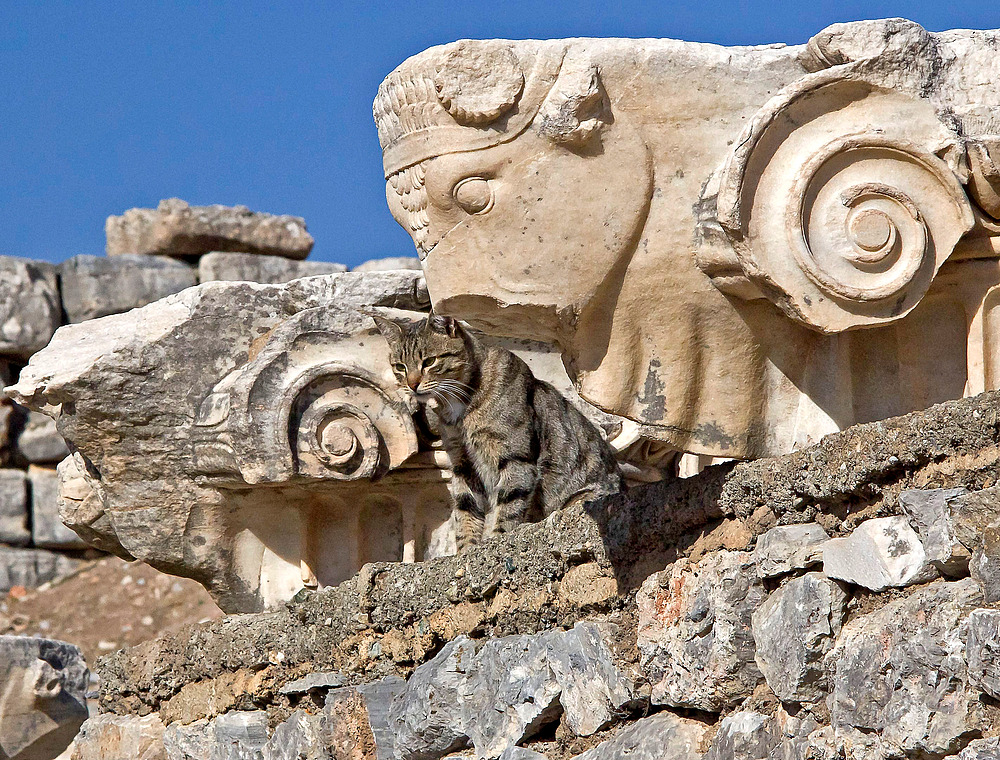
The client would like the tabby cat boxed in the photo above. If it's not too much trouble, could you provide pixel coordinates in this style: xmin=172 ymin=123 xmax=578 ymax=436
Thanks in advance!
xmin=369 ymin=311 xmax=624 ymax=551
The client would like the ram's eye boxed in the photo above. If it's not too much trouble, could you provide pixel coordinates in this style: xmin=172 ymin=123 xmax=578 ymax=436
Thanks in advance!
xmin=453 ymin=177 xmax=494 ymax=215
xmin=392 ymin=363 xmax=407 ymax=374
xmin=422 ymin=357 xmax=438 ymax=370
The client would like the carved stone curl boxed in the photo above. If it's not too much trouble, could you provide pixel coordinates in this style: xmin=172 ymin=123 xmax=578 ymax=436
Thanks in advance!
xmin=707 ymin=77 xmax=975 ymax=333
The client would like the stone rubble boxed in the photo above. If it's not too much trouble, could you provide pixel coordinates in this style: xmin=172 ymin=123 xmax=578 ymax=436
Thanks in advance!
xmin=29 ymin=464 xmax=87 ymax=549
xmin=753 ymin=522 xmax=829 ymax=578
xmin=15 ymin=411 xmax=68 ymax=464
xmin=0 ymin=468 xmax=30 ymax=546
xmin=572 ymin=710 xmax=707 ymax=760
xmin=198 ymin=251 xmax=347 ymax=284
xmin=820 ymin=516 xmax=937 ymax=591
xmin=352 ymin=256 xmax=422 ymax=272
xmin=899 ymin=487 xmax=971 ymax=576
xmin=0 ymin=256 xmax=60 ymax=359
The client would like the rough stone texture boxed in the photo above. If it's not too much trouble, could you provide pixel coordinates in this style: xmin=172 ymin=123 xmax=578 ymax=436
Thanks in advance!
xmin=821 ymin=516 xmax=936 ymax=591
xmin=72 ymin=714 xmax=166 ymax=760
xmin=0 ymin=468 xmax=30 ymax=546
xmin=704 ymin=711 xmax=780 ymax=760
xmin=162 ymin=710 xmax=269 ymax=759
xmin=899 ymin=487 xmax=971 ymax=576
xmin=498 ymin=749 xmax=547 ymax=760
xmin=572 ymin=711 xmax=708 ymax=760
xmin=29 ymin=464 xmax=87 ymax=549
xmin=637 ymin=550 xmax=765 ymax=711
xmin=825 ymin=579 xmax=988 ymax=757
xmin=15 ymin=410 xmax=69 ymax=464
xmin=970 ymin=527 xmax=1000 ymax=603
xmin=965 ymin=608 xmax=1000 ymax=700
xmin=0 ymin=256 xmax=60 ymax=359
xmin=0 ymin=635 xmax=89 ymax=760
xmin=754 ymin=522 xmax=829 ymax=578
xmin=198 ymin=251 xmax=347 ymax=284
xmin=278 ymin=671 xmax=345 ymax=696
xmin=106 ymin=198 xmax=314 ymax=259
xmin=958 ymin=737 xmax=1000 ymax=759
xmin=0 ymin=547 xmax=85 ymax=592
xmin=751 ymin=572 xmax=847 ymax=702
xmin=352 ymin=257 xmax=422 ymax=272
xmin=59 ymin=254 xmax=197 ymax=323
xmin=947 ymin=486 xmax=1000 ymax=551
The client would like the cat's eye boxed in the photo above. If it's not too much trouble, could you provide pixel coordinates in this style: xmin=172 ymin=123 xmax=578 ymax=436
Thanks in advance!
xmin=392 ymin=363 xmax=406 ymax=374
xmin=453 ymin=176 xmax=494 ymax=215
xmin=422 ymin=357 xmax=438 ymax=370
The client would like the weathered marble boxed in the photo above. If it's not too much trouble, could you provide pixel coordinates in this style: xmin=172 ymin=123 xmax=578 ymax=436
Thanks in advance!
xmin=15 ymin=410 xmax=69 ymax=464
xmin=0 ymin=468 xmax=30 ymax=546
xmin=754 ymin=522 xmax=829 ymax=578
xmin=0 ymin=256 xmax=60 ymax=359
xmin=821 ymin=516 xmax=936 ymax=591
xmin=352 ymin=256 xmax=422 ymax=272
xmin=198 ymin=251 xmax=347 ymax=284
xmin=899 ymin=487 xmax=971 ymax=576
xmin=572 ymin=710 xmax=707 ymax=760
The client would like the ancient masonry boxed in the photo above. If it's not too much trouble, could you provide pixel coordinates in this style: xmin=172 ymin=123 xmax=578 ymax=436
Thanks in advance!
xmin=4 ymin=16 xmax=1000 ymax=760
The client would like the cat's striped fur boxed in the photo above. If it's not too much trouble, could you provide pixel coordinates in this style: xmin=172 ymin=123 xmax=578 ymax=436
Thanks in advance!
xmin=370 ymin=311 xmax=624 ymax=551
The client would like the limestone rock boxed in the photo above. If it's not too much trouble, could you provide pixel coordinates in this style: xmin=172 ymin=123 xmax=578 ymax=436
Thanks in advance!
xmin=637 ymin=551 xmax=765 ymax=711
xmin=56 ymin=454 xmax=127 ymax=558
xmin=0 ymin=256 xmax=60 ymax=359
xmin=162 ymin=711 xmax=269 ymax=760
xmin=572 ymin=710 xmax=707 ymax=760
xmin=704 ymin=711 xmax=780 ymax=760
xmin=72 ymin=714 xmax=166 ymax=760
xmin=106 ymin=198 xmax=314 ymax=259
xmin=59 ymin=254 xmax=197 ymax=323
xmin=899 ymin=487 xmax=971 ymax=576
xmin=0 ymin=547 xmax=85 ymax=592
xmin=821 ymin=516 xmax=936 ymax=591
xmin=198 ymin=251 xmax=347 ymax=284
xmin=751 ymin=572 xmax=847 ymax=702
xmin=959 ymin=737 xmax=1000 ymax=759
xmin=947 ymin=485 xmax=1000 ymax=550
xmin=970 ymin=526 xmax=1000 ymax=603
xmin=262 ymin=711 xmax=326 ymax=760
xmin=278 ymin=670 xmax=345 ymax=696
xmin=0 ymin=468 xmax=30 ymax=546
xmin=498 ymin=749 xmax=548 ymax=760
xmin=29 ymin=464 xmax=87 ymax=549
xmin=965 ymin=608 xmax=1000 ymax=699
xmin=825 ymin=579 xmax=987 ymax=757
xmin=0 ymin=635 xmax=89 ymax=760
xmin=754 ymin=522 xmax=829 ymax=578
xmin=15 ymin=410 xmax=69 ymax=464
xmin=352 ymin=257 xmax=422 ymax=272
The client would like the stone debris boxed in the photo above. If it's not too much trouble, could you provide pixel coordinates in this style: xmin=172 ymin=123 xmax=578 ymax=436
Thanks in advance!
xmin=704 ymin=711 xmax=780 ymax=759
xmin=29 ymin=464 xmax=86 ymax=549
xmin=72 ymin=713 xmax=166 ymax=760
xmin=0 ymin=256 xmax=60 ymax=360
xmin=352 ymin=256 xmax=422 ymax=272
xmin=198 ymin=251 xmax=347 ymax=284
xmin=106 ymin=198 xmax=314 ymax=259
xmin=825 ymin=579 xmax=988 ymax=757
xmin=0 ymin=468 xmax=30 ymax=546
xmin=637 ymin=551 xmax=765 ymax=711
xmin=162 ymin=710 xmax=269 ymax=759
xmin=751 ymin=572 xmax=847 ymax=702
xmin=0 ymin=635 xmax=89 ymax=760
xmin=14 ymin=410 xmax=68 ymax=464
xmin=959 ymin=737 xmax=1000 ymax=759
xmin=498 ymin=749 xmax=548 ymax=760
xmin=821 ymin=516 xmax=936 ymax=591
xmin=965 ymin=608 xmax=1000 ymax=699
xmin=59 ymin=254 xmax=197 ymax=323
xmin=945 ymin=485 xmax=1000 ymax=551
xmin=572 ymin=710 xmax=708 ymax=760
xmin=753 ymin=522 xmax=829 ymax=578
xmin=277 ymin=670 xmax=345 ymax=695
xmin=970 ymin=526 xmax=1000 ymax=603
xmin=899 ymin=487 xmax=970 ymax=576
xmin=0 ymin=546 xmax=85 ymax=592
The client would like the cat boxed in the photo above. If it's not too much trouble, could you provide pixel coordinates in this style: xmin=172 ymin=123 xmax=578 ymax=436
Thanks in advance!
xmin=368 ymin=310 xmax=624 ymax=551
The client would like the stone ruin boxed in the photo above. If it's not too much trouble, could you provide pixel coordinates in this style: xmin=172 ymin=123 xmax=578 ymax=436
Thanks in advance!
xmin=3 ymin=15 xmax=1000 ymax=760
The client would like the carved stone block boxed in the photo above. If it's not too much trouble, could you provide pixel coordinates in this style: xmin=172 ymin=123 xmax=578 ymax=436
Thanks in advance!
xmin=198 ymin=251 xmax=347 ymax=284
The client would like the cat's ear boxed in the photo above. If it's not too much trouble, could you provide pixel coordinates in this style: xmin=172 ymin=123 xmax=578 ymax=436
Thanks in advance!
xmin=362 ymin=309 xmax=404 ymax=343
xmin=427 ymin=309 xmax=461 ymax=338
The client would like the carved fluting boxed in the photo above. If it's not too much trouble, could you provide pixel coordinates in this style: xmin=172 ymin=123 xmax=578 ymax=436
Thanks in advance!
xmin=710 ymin=80 xmax=975 ymax=333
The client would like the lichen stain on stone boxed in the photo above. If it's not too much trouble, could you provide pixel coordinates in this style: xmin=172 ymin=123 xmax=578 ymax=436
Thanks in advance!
xmin=637 ymin=358 xmax=667 ymax=420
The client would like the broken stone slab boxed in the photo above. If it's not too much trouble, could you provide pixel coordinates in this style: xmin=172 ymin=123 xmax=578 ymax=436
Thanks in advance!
xmin=352 ymin=256 xmax=422 ymax=272
xmin=15 ymin=410 xmax=69 ymax=464
xmin=572 ymin=710 xmax=708 ymax=760
xmin=498 ymin=749 xmax=548 ymax=760
xmin=958 ymin=737 xmax=1000 ymax=759
xmin=825 ymin=578 xmax=989 ymax=757
xmin=72 ymin=713 xmax=166 ymax=760
xmin=0 ymin=256 xmax=60 ymax=359
xmin=753 ymin=522 xmax=829 ymax=578
xmin=0 ymin=468 xmax=30 ymax=546
xmin=263 ymin=710 xmax=325 ymax=760
xmin=0 ymin=546 xmax=87 ymax=592
xmin=637 ymin=550 xmax=765 ymax=711
xmin=944 ymin=485 xmax=1000 ymax=550
xmin=59 ymin=254 xmax=198 ymax=323
xmin=965 ymin=608 xmax=1000 ymax=699
xmin=899 ymin=487 xmax=971 ymax=576
xmin=703 ymin=711 xmax=780 ymax=760
xmin=751 ymin=572 xmax=847 ymax=703
xmin=0 ymin=635 xmax=89 ymax=760
xmin=29 ymin=464 xmax=87 ymax=549
xmin=821 ymin=516 xmax=937 ymax=591
xmin=162 ymin=710 xmax=269 ymax=759
xmin=106 ymin=198 xmax=314 ymax=259
xmin=277 ymin=670 xmax=345 ymax=695
xmin=197 ymin=251 xmax=347 ymax=284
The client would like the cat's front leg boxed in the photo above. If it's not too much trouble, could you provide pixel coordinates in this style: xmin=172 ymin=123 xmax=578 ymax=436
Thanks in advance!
xmin=491 ymin=459 xmax=540 ymax=536
xmin=449 ymin=466 xmax=487 ymax=553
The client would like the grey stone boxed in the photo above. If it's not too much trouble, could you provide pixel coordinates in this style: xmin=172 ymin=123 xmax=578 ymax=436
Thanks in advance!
xmin=751 ymin=572 xmax=847 ymax=702
xmin=262 ymin=710 xmax=324 ymax=760
xmin=72 ymin=713 xmax=166 ymax=760
xmin=352 ymin=256 xmax=422 ymax=272
xmin=965 ymin=608 xmax=1000 ymax=699
xmin=946 ymin=485 xmax=1000 ymax=551
xmin=0 ymin=635 xmax=89 ymax=760
xmin=29 ymin=464 xmax=87 ymax=549
xmin=704 ymin=711 xmax=780 ymax=760
xmin=825 ymin=579 xmax=988 ymax=757
xmin=821 ymin=516 xmax=937 ymax=591
xmin=754 ymin=522 xmax=829 ymax=578
xmin=278 ymin=670 xmax=345 ymax=695
xmin=198 ymin=251 xmax=347 ymax=284
xmin=163 ymin=711 xmax=268 ymax=760
xmin=970 ymin=526 xmax=1000 ymax=603
xmin=572 ymin=710 xmax=707 ymax=760
xmin=0 ymin=468 xmax=29 ymax=546
xmin=353 ymin=676 xmax=406 ymax=760
xmin=637 ymin=550 xmax=765 ymax=711
xmin=0 ymin=546 xmax=86 ymax=591
xmin=498 ymin=749 xmax=548 ymax=760
xmin=899 ymin=487 xmax=970 ymax=576
xmin=958 ymin=737 xmax=1000 ymax=759
xmin=15 ymin=410 xmax=69 ymax=463
xmin=106 ymin=198 xmax=314 ymax=259
xmin=0 ymin=256 xmax=60 ymax=359
xmin=59 ymin=254 xmax=197 ymax=323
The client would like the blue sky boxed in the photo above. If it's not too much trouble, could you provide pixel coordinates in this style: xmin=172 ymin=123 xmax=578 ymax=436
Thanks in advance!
xmin=2 ymin=1 xmax=998 ymax=267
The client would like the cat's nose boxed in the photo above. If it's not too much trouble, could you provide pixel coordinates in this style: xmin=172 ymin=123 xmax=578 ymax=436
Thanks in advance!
xmin=406 ymin=370 xmax=422 ymax=390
